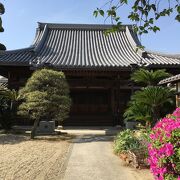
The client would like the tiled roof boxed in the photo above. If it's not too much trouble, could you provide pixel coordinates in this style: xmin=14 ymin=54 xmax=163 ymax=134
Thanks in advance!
xmin=159 ymin=74 xmax=180 ymax=84
xmin=0 ymin=23 xmax=180 ymax=69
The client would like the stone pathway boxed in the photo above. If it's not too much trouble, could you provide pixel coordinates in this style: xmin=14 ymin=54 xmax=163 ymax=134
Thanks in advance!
xmin=63 ymin=135 xmax=153 ymax=180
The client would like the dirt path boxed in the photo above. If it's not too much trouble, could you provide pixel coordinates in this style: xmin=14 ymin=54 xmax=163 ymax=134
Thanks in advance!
xmin=0 ymin=134 xmax=70 ymax=180
xmin=63 ymin=135 xmax=153 ymax=180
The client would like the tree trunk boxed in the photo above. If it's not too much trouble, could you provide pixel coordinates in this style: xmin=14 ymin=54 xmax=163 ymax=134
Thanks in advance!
xmin=152 ymin=107 xmax=160 ymax=127
xmin=30 ymin=119 xmax=40 ymax=139
xmin=10 ymin=101 xmax=13 ymax=111
xmin=145 ymin=121 xmax=151 ymax=128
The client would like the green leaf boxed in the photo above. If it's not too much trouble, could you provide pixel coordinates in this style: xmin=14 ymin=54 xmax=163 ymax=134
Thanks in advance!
xmin=139 ymin=26 xmax=144 ymax=30
xmin=0 ymin=3 xmax=5 ymax=15
xmin=115 ymin=17 xmax=120 ymax=22
xmin=0 ymin=27 xmax=4 ymax=32
xmin=143 ymin=30 xmax=148 ymax=34
xmin=152 ymin=26 xmax=160 ymax=33
xmin=0 ymin=43 xmax=6 ymax=50
xmin=99 ymin=9 xmax=104 ymax=17
xmin=107 ymin=9 xmax=116 ymax=17
xmin=128 ymin=12 xmax=140 ymax=21
xmin=137 ymin=6 xmax=143 ymax=11
xmin=117 ymin=22 xmax=122 ymax=26
xmin=93 ymin=10 xmax=98 ymax=17
xmin=155 ymin=13 xmax=161 ymax=20
xmin=175 ymin=15 xmax=180 ymax=22
xmin=133 ymin=26 xmax=139 ymax=33
xmin=149 ymin=18 xmax=154 ymax=24
xmin=141 ymin=0 xmax=146 ymax=6
xmin=151 ymin=4 xmax=156 ymax=11
xmin=121 ymin=0 xmax=128 ymax=4
xmin=177 ymin=6 xmax=180 ymax=13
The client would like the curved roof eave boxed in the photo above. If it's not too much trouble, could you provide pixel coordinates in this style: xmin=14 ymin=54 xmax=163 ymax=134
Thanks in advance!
xmin=125 ymin=26 xmax=180 ymax=62
xmin=0 ymin=47 xmax=34 ymax=54
xmin=0 ymin=24 xmax=49 ymax=66
xmin=0 ymin=23 xmax=48 ymax=55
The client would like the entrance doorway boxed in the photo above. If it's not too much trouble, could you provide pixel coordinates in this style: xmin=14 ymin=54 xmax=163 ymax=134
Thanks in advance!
xmin=63 ymin=89 xmax=113 ymax=126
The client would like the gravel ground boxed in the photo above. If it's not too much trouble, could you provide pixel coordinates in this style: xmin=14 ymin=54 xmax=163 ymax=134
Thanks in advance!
xmin=0 ymin=134 xmax=71 ymax=180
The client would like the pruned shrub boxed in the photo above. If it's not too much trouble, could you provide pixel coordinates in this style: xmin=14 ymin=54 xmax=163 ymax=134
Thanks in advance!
xmin=18 ymin=69 xmax=71 ymax=139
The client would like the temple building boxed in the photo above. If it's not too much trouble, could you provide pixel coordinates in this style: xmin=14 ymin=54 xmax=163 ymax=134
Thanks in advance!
xmin=0 ymin=23 xmax=180 ymax=126
xmin=159 ymin=74 xmax=180 ymax=107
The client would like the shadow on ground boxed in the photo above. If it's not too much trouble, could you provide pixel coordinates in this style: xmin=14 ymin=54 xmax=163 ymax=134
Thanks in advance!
xmin=0 ymin=126 xmax=121 ymax=145
xmin=34 ymin=133 xmax=75 ymax=142
xmin=0 ymin=134 xmax=29 ymax=145
xmin=0 ymin=132 xmax=75 ymax=145
xmin=72 ymin=135 xmax=114 ymax=143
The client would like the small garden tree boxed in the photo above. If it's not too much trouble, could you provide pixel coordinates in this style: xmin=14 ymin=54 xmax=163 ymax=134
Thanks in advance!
xmin=131 ymin=69 xmax=170 ymax=87
xmin=131 ymin=86 xmax=174 ymax=125
xmin=18 ymin=69 xmax=71 ymax=139
xmin=124 ymin=68 xmax=174 ymax=127
xmin=124 ymin=101 xmax=152 ymax=127
xmin=0 ymin=86 xmax=18 ymax=129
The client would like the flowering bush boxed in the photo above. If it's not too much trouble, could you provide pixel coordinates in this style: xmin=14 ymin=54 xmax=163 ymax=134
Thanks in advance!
xmin=148 ymin=107 xmax=180 ymax=180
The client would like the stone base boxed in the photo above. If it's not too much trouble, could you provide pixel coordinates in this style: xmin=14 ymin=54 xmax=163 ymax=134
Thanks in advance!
xmin=37 ymin=121 xmax=55 ymax=134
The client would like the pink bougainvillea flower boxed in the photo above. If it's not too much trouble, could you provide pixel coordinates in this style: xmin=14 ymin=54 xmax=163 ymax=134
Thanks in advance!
xmin=164 ymin=143 xmax=174 ymax=156
xmin=148 ymin=108 xmax=180 ymax=180
xmin=172 ymin=107 xmax=180 ymax=117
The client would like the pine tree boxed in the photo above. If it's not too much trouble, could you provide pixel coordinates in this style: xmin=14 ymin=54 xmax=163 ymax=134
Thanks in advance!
xmin=18 ymin=69 xmax=71 ymax=139
xmin=0 ymin=2 xmax=6 ymax=50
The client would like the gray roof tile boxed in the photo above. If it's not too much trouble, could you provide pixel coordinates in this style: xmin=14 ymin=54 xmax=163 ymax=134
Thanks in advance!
xmin=0 ymin=23 xmax=180 ymax=69
xmin=159 ymin=74 xmax=180 ymax=84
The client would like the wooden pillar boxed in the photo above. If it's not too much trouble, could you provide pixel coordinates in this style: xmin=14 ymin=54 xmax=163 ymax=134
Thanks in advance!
xmin=7 ymin=71 xmax=11 ymax=88
xmin=110 ymin=88 xmax=115 ymax=125
xmin=111 ymin=88 xmax=115 ymax=113
xmin=114 ymin=76 xmax=121 ymax=125
xmin=176 ymin=82 xmax=180 ymax=107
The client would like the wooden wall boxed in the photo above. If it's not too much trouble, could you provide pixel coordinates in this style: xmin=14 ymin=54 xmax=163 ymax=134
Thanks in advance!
xmin=0 ymin=65 xmax=179 ymax=126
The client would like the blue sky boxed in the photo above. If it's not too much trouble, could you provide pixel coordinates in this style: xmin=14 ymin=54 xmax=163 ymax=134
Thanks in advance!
xmin=1 ymin=0 xmax=180 ymax=54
